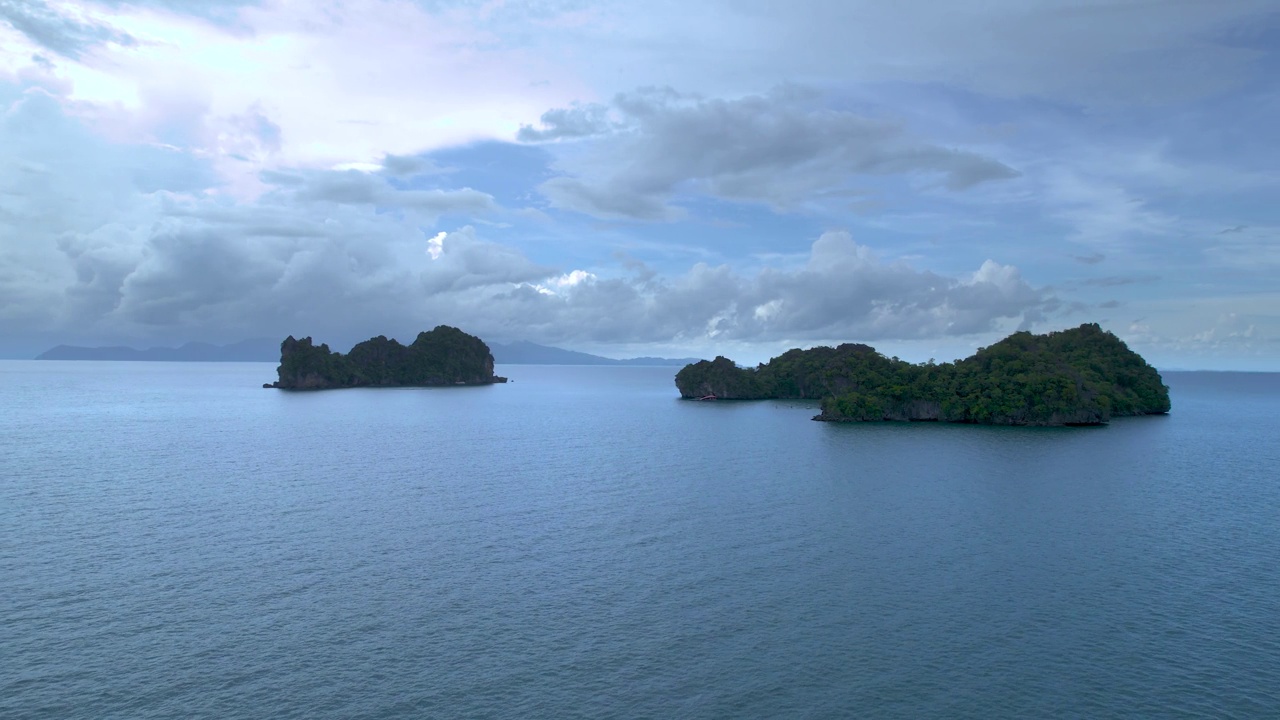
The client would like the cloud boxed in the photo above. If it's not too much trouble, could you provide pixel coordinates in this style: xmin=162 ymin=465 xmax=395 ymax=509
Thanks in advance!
xmin=0 ymin=88 xmax=1052 ymax=352
xmin=23 ymin=222 xmax=1054 ymax=351
xmin=1046 ymin=171 xmax=1176 ymax=247
xmin=426 ymin=231 xmax=445 ymax=260
xmin=59 ymin=1 xmax=1270 ymax=113
xmin=0 ymin=0 xmax=1275 ymax=369
xmin=1077 ymin=275 xmax=1160 ymax=288
xmin=110 ymin=0 xmax=259 ymax=24
xmin=1127 ymin=311 xmax=1265 ymax=353
xmin=279 ymin=169 xmax=499 ymax=217
xmin=0 ymin=91 xmax=1050 ymax=351
xmin=0 ymin=0 xmax=596 ymax=173
xmin=523 ymin=86 xmax=1020 ymax=220
xmin=0 ymin=87 xmax=215 ymax=323
xmin=0 ymin=0 xmax=135 ymax=59
xmin=380 ymin=153 xmax=449 ymax=178
xmin=539 ymin=177 xmax=677 ymax=221
xmin=1203 ymin=224 xmax=1280 ymax=270
xmin=20 ymin=215 xmax=1054 ymax=349
xmin=418 ymin=226 xmax=553 ymax=294
xmin=224 ymin=104 xmax=282 ymax=158
xmin=560 ymin=1 xmax=1278 ymax=108
xmin=516 ymin=102 xmax=613 ymax=142
xmin=470 ymin=231 xmax=1051 ymax=345
xmin=0 ymin=86 xmax=520 ymax=347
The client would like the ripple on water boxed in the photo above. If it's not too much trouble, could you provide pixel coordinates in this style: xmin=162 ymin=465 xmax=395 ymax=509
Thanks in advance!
xmin=2 ymin=364 xmax=1279 ymax=718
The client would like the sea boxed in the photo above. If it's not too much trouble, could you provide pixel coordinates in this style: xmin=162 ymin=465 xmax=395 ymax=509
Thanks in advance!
xmin=2 ymin=361 xmax=1278 ymax=719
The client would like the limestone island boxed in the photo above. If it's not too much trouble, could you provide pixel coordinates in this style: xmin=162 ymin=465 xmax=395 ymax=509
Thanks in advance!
xmin=675 ymin=323 xmax=1170 ymax=426
xmin=264 ymin=325 xmax=508 ymax=390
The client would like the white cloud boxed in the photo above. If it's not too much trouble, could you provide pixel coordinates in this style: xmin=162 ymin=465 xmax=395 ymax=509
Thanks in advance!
xmin=2 ymin=0 xmax=595 ymax=181
xmin=543 ymin=269 xmax=596 ymax=290
xmin=526 ymin=269 xmax=597 ymax=296
xmin=426 ymin=231 xmax=445 ymax=260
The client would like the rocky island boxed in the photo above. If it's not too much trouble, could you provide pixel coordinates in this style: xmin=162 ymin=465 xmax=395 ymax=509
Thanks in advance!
xmin=675 ymin=323 xmax=1170 ymax=426
xmin=265 ymin=325 xmax=507 ymax=390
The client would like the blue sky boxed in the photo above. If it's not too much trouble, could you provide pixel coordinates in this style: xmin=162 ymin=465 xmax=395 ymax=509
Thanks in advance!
xmin=0 ymin=0 xmax=1277 ymax=368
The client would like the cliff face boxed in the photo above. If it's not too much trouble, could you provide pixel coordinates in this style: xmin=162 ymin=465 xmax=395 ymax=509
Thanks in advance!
xmin=811 ymin=398 xmax=946 ymax=423
xmin=673 ymin=357 xmax=769 ymax=399
xmin=675 ymin=324 xmax=1170 ymax=427
xmin=266 ymin=326 xmax=507 ymax=390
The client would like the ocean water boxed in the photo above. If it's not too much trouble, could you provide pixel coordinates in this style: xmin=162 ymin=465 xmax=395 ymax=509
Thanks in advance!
xmin=2 ymin=362 xmax=1278 ymax=719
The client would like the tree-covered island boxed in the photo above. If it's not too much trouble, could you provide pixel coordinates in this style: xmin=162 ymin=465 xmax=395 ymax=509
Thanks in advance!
xmin=265 ymin=325 xmax=507 ymax=389
xmin=675 ymin=323 xmax=1170 ymax=426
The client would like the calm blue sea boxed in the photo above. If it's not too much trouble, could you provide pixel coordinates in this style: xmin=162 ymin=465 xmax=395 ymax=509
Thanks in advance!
xmin=2 ymin=362 xmax=1278 ymax=719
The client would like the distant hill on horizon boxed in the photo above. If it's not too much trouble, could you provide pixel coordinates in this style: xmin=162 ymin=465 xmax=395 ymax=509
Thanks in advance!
xmin=37 ymin=338 xmax=701 ymax=366
xmin=489 ymin=341 xmax=700 ymax=366
xmin=37 ymin=339 xmax=281 ymax=362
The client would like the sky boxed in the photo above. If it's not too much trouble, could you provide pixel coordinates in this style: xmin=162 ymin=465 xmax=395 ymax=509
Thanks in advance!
xmin=1 ymin=0 xmax=1277 ymax=369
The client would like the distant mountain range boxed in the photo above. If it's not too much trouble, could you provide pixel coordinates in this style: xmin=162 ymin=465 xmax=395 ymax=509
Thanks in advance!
xmin=489 ymin=341 xmax=699 ymax=366
xmin=36 ymin=339 xmax=281 ymax=362
xmin=37 ymin=339 xmax=700 ymax=366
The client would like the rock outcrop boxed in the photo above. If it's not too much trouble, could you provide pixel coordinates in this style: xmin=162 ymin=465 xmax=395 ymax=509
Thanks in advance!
xmin=265 ymin=326 xmax=508 ymax=390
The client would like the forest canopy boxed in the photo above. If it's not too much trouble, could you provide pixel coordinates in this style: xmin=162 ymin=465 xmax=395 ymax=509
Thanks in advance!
xmin=266 ymin=326 xmax=506 ymax=390
xmin=674 ymin=324 xmax=1170 ymax=426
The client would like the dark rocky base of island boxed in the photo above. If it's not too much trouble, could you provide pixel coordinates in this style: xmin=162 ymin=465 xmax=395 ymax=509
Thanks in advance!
xmin=675 ymin=323 xmax=1170 ymax=427
xmin=265 ymin=325 xmax=507 ymax=390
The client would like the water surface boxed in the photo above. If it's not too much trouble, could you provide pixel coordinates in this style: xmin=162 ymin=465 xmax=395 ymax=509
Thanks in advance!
xmin=3 ymin=363 xmax=1278 ymax=718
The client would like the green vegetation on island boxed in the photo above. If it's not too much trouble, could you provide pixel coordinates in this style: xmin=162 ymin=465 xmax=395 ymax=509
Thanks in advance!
xmin=265 ymin=325 xmax=507 ymax=389
xmin=674 ymin=323 xmax=1170 ymax=426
